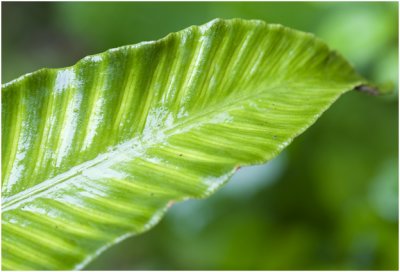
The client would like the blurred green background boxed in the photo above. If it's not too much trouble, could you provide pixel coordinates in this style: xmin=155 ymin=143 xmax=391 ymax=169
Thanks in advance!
xmin=2 ymin=2 xmax=398 ymax=270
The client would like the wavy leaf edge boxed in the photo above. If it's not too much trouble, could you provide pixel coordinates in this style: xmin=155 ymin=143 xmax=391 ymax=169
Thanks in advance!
xmin=2 ymin=18 xmax=373 ymax=270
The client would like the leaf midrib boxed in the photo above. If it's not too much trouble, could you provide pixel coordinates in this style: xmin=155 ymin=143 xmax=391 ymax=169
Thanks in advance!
xmin=2 ymin=82 xmax=289 ymax=211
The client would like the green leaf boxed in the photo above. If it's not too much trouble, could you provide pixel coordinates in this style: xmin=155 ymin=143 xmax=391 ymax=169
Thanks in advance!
xmin=2 ymin=18 xmax=369 ymax=270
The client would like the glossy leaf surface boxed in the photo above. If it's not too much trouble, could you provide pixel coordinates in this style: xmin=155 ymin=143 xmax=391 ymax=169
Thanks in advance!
xmin=2 ymin=19 xmax=367 ymax=270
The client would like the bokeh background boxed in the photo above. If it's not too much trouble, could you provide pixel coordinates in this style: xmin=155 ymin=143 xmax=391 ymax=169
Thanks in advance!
xmin=2 ymin=1 xmax=398 ymax=270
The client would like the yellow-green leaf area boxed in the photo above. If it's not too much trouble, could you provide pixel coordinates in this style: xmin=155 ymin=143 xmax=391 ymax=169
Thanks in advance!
xmin=2 ymin=18 xmax=368 ymax=270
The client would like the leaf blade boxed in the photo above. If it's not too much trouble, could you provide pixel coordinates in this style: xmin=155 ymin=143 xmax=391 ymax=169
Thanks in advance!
xmin=2 ymin=18 xmax=367 ymax=270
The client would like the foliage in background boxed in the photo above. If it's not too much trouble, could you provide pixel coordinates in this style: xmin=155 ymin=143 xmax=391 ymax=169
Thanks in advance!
xmin=2 ymin=2 xmax=398 ymax=270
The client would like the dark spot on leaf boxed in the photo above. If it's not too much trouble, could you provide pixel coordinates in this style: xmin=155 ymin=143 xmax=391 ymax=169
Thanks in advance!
xmin=69 ymin=239 xmax=77 ymax=246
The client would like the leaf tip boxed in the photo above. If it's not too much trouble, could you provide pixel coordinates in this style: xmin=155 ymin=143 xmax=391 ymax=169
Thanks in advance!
xmin=355 ymin=84 xmax=380 ymax=96
xmin=355 ymin=83 xmax=394 ymax=96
